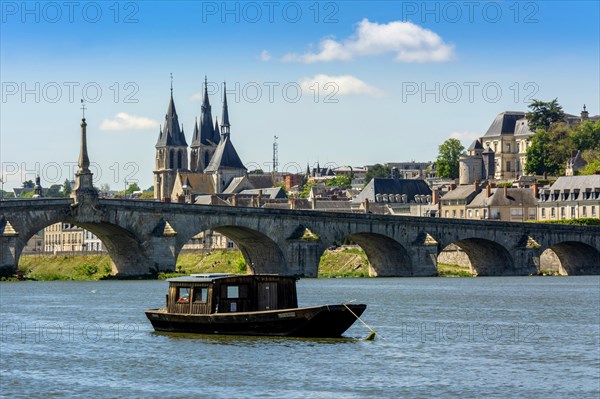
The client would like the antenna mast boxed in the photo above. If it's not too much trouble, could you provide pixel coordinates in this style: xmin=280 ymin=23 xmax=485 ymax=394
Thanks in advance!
xmin=272 ymin=135 xmax=279 ymax=173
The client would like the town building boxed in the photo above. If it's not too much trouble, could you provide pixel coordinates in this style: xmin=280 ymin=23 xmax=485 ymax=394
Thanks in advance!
xmin=43 ymin=223 xmax=103 ymax=253
xmin=537 ymin=175 xmax=600 ymax=220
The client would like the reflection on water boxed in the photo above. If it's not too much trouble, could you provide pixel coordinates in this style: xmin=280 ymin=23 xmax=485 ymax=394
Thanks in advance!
xmin=1 ymin=277 xmax=599 ymax=398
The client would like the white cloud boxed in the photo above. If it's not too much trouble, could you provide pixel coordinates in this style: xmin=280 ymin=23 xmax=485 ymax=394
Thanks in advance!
xmin=99 ymin=113 xmax=159 ymax=131
xmin=449 ymin=131 xmax=481 ymax=144
xmin=260 ymin=50 xmax=271 ymax=61
xmin=299 ymin=74 xmax=383 ymax=97
xmin=283 ymin=19 xmax=454 ymax=63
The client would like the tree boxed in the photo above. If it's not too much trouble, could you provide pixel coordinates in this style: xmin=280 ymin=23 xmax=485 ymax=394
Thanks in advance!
xmin=436 ymin=138 xmax=464 ymax=179
xmin=300 ymin=181 xmax=316 ymax=198
xmin=22 ymin=180 xmax=34 ymax=189
xmin=525 ymin=130 xmax=561 ymax=175
xmin=63 ymin=179 xmax=72 ymax=196
xmin=365 ymin=164 xmax=391 ymax=184
xmin=571 ymin=120 xmax=600 ymax=151
xmin=125 ymin=183 xmax=141 ymax=194
xmin=525 ymin=98 xmax=565 ymax=132
xmin=580 ymin=149 xmax=600 ymax=175
xmin=46 ymin=184 xmax=63 ymax=197
xmin=326 ymin=175 xmax=351 ymax=187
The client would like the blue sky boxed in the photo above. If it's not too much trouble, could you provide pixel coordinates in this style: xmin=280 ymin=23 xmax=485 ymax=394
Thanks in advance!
xmin=1 ymin=0 xmax=598 ymax=190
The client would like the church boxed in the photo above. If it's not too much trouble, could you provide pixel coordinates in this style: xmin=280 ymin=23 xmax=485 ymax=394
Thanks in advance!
xmin=153 ymin=78 xmax=248 ymax=201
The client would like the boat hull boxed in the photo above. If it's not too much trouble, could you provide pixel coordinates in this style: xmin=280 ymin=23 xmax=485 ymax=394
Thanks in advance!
xmin=145 ymin=304 xmax=366 ymax=338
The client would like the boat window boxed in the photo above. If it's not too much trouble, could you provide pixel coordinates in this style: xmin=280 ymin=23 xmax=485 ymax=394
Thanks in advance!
xmin=227 ymin=286 xmax=239 ymax=299
xmin=176 ymin=287 xmax=190 ymax=303
xmin=193 ymin=287 xmax=208 ymax=303
xmin=224 ymin=285 xmax=248 ymax=299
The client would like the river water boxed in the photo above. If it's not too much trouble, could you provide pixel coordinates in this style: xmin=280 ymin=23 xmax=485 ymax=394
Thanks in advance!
xmin=1 ymin=277 xmax=599 ymax=398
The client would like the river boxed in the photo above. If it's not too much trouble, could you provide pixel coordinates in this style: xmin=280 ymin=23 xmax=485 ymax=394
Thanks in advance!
xmin=1 ymin=277 xmax=599 ymax=398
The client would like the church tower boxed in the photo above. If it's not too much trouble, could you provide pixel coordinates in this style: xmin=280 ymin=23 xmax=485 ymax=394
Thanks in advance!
xmin=205 ymin=82 xmax=247 ymax=192
xmin=153 ymin=83 xmax=189 ymax=200
xmin=190 ymin=76 xmax=220 ymax=172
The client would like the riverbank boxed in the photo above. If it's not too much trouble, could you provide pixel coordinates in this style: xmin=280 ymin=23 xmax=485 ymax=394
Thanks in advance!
xmin=12 ymin=248 xmax=474 ymax=280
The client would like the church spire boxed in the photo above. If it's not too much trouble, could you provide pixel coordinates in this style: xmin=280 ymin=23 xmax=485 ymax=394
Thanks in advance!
xmin=213 ymin=116 xmax=220 ymax=143
xmin=198 ymin=76 xmax=215 ymax=145
xmin=221 ymin=82 xmax=230 ymax=136
xmin=156 ymin=81 xmax=187 ymax=148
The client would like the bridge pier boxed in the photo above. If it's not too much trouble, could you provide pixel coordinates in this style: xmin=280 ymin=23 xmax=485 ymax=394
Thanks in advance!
xmin=284 ymin=240 xmax=323 ymax=277
xmin=0 ymin=236 xmax=18 ymax=276
xmin=512 ymin=248 xmax=540 ymax=275
xmin=408 ymin=244 xmax=439 ymax=276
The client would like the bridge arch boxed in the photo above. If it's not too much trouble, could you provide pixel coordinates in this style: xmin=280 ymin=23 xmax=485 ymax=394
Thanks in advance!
xmin=174 ymin=224 xmax=287 ymax=275
xmin=320 ymin=232 xmax=413 ymax=277
xmin=439 ymin=238 xmax=514 ymax=276
xmin=12 ymin=217 xmax=153 ymax=276
xmin=540 ymin=242 xmax=600 ymax=275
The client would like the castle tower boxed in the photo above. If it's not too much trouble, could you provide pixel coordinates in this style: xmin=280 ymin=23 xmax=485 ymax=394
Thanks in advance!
xmin=153 ymin=83 xmax=189 ymax=200
xmin=482 ymin=145 xmax=495 ymax=181
xmin=190 ymin=76 xmax=219 ymax=172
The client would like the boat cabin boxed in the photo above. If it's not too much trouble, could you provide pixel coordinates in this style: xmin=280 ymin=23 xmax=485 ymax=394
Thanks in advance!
xmin=166 ymin=274 xmax=298 ymax=314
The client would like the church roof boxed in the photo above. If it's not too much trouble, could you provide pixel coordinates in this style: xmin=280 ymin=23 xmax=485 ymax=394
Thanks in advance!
xmin=204 ymin=134 xmax=246 ymax=172
xmin=483 ymin=112 xmax=526 ymax=137
xmin=156 ymin=93 xmax=188 ymax=148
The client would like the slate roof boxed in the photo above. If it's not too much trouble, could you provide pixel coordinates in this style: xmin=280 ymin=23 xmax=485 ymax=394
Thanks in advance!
xmin=174 ymin=172 xmax=215 ymax=195
xmin=483 ymin=112 xmax=526 ymax=137
xmin=467 ymin=188 xmax=536 ymax=208
xmin=514 ymin=118 xmax=533 ymax=136
xmin=247 ymin=175 xmax=276 ymax=189
xmin=353 ymin=178 xmax=432 ymax=203
xmin=239 ymin=187 xmax=287 ymax=199
xmin=549 ymin=175 xmax=600 ymax=191
xmin=156 ymin=93 xmax=188 ymax=148
xmin=440 ymin=185 xmax=480 ymax=201
xmin=204 ymin=134 xmax=246 ymax=172
xmin=467 ymin=140 xmax=483 ymax=151
xmin=223 ymin=176 xmax=254 ymax=194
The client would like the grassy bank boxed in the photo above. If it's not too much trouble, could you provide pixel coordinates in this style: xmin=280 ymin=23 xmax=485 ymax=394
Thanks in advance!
xmin=15 ymin=248 xmax=475 ymax=280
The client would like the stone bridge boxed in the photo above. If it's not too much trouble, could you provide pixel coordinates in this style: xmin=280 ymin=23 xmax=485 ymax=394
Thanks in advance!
xmin=1 ymin=197 xmax=599 ymax=277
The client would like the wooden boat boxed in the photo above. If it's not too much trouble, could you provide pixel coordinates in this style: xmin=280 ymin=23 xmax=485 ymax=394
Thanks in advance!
xmin=145 ymin=274 xmax=367 ymax=338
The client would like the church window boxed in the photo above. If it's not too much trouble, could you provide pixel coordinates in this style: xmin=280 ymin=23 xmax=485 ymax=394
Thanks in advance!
xmin=177 ymin=151 xmax=183 ymax=169
xmin=169 ymin=151 xmax=175 ymax=169
xmin=205 ymin=151 xmax=210 ymax=167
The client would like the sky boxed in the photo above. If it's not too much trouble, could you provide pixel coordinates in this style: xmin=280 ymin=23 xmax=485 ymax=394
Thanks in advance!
xmin=1 ymin=0 xmax=599 ymax=191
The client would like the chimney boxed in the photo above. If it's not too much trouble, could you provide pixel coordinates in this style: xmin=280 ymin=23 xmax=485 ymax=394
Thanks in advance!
xmin=311 ymin=197 xmax=317 ymax=210
xmin=210 ymin=194 xmax=217 ymax=205
xmin=486 ymin=183 xmax=491 ymax=198
xmin=532 ymin=183 xmax=538 ymax=199
xmin=432 ymin=189 xmax=439 ymax=205
xmin=288 ymin=198 xmax=296 ymax=209
xmin=231 ymin=194 xmax=237 ymax=206
xmin=363 ymin=199 xmax=370 ymax=214
xmin=503 ymin=185 xmax=508 ymax=197
xmin=473 ymin=180 xmax=478 ymax=191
